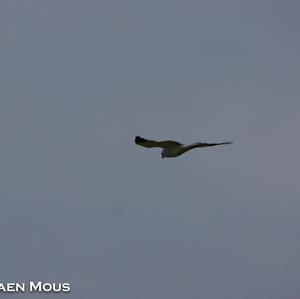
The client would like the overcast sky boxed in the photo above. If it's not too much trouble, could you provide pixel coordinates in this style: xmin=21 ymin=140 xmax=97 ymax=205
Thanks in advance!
xmin=1 ymin=1 xmax=300 ymax=298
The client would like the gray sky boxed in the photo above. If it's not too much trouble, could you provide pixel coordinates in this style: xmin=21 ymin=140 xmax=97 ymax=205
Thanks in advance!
xmin=1 ymin=0 xmax=300 ymax=298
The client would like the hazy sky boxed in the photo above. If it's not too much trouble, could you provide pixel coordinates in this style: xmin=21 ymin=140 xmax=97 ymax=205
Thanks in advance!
xmin=1 ymin=1 xmax=300 ymax=298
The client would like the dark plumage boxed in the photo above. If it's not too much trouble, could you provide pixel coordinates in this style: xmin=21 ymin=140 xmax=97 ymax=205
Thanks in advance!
xmin=135 ymin=136 xmax=232 ymax=158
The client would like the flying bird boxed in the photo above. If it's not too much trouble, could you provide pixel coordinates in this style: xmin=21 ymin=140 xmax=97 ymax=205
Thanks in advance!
xmin=135 ymin=136 xmax=232 ymax=158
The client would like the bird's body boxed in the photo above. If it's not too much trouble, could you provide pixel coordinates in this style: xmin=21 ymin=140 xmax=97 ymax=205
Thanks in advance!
xmin=135 ymin=136 xmax=232 ymax=158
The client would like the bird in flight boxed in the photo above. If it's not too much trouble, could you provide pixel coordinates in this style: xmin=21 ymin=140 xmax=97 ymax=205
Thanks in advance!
xmin=135 ymin=136 xmax=232 ymax=158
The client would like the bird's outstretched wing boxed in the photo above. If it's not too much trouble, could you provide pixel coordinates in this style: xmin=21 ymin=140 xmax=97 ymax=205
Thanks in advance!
xmin=186 ymin=141 xmax=233 ymax=150
xmin=135 ymin=136 xmax=182 ymax=148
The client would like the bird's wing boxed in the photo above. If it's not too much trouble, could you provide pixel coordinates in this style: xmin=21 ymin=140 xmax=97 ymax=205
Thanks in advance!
xmin=135 ymin=136 xmax=182 ymax=148
xmin=186 ymin=141 xmax=233 ymax=150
